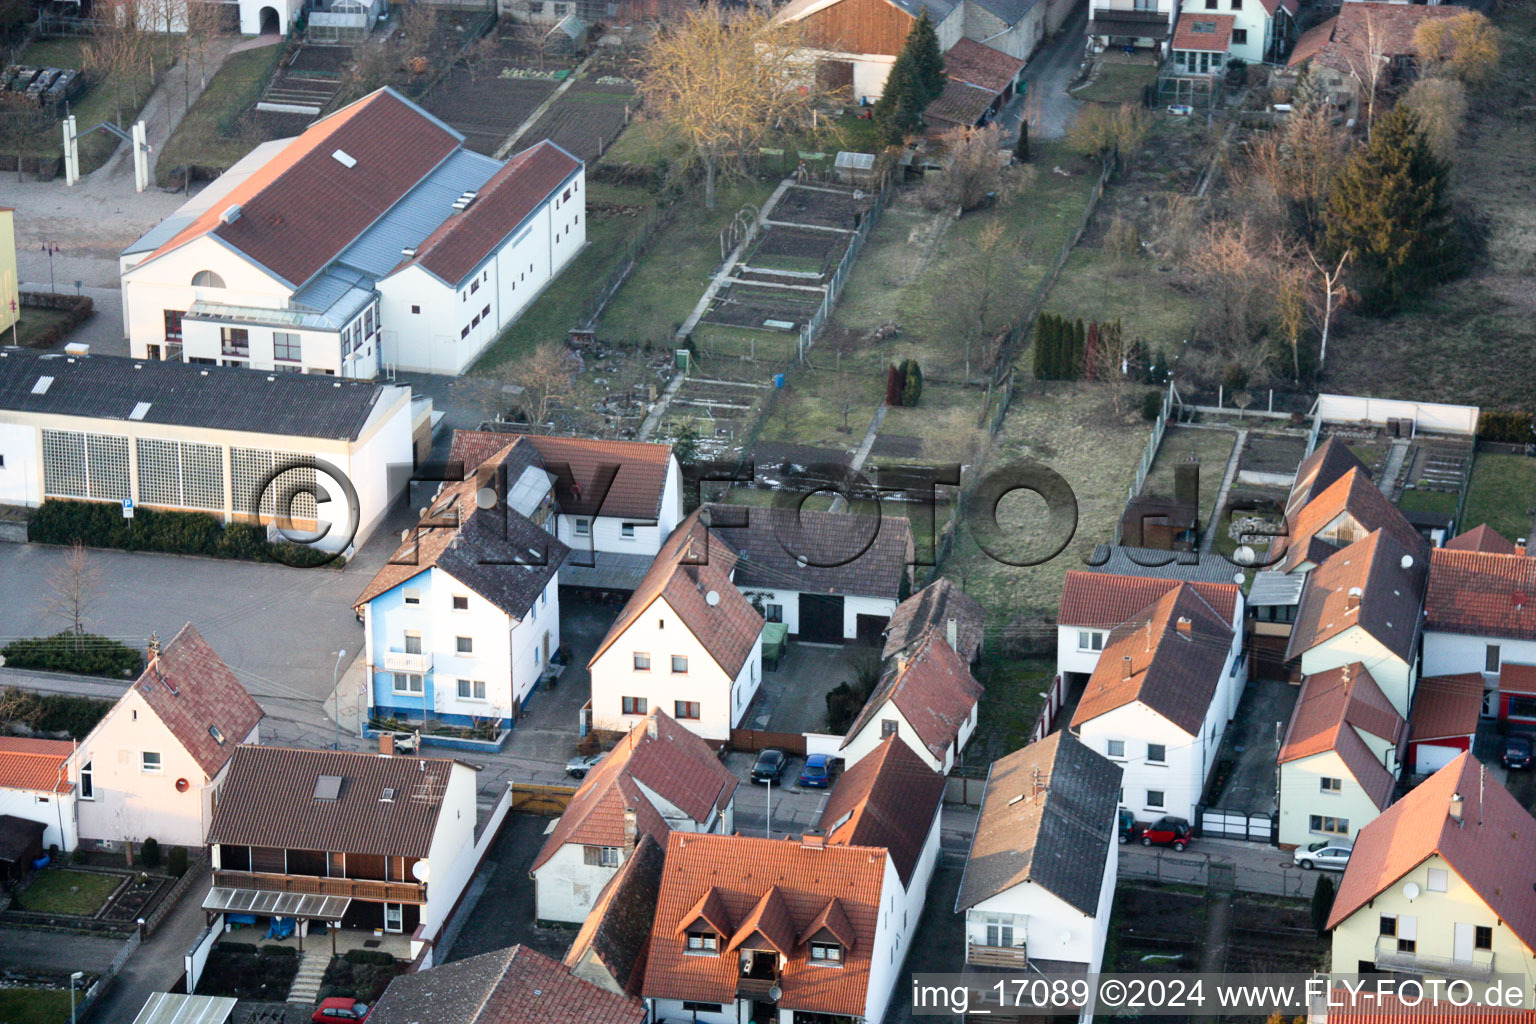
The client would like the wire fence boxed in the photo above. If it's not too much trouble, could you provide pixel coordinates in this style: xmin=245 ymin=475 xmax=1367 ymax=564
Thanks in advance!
xmin=796 ymin=169 xmax=894 ymax=363
xmin=1119 ymin=846 xmax=1322 ymax=898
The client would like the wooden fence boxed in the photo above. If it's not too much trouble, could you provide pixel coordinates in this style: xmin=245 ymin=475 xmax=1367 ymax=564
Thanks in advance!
xmin=508 ymin=782 xmax=578 ymax=816
xmin=728 ymin=728 xmax=807 ymax=756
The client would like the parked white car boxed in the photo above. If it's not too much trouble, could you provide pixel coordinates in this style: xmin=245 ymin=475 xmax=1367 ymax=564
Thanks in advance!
xmin=1294 ymin=840 xmax=1352 ymax=871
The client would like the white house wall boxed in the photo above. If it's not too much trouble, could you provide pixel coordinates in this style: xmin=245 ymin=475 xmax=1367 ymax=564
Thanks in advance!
xmin=0 ymin=787 xmax=77 ymax=852
xmin=1298 ymin=627 xmax=1416 ymax=717
xmin=735 ymin=587 xmax=895 ymax=641
xmin=843 ymin=702 xmax=953 ymax=774
xmin=1077 ymin=702 xmax=1204 ymax=823
xmin=1278 ymin=749 xmax=1389 ymax=848
xmin=123 ymin=235 xmax=293 ymax=359
xmin=419 ymin=761 xmax=480 ymax=949
xmin=344 ymin=386 xmax=416 ymax=550
xmin=534 ymin=841 xmax=621 ymax=924
xmin=0 ymin=421 xmax=40 ymax=507
xmin=1057 ymin=625 xmax=1108 ymax=680
xmin=1424 ymin=630 xmax=1536 ymax=684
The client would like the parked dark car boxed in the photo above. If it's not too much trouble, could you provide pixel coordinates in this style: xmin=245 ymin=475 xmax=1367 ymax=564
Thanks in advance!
xmin=1118 ymin=809 xmax=1138 ymax=845
xmin=751 ymin=749 xmax=787 ymax=784
xmin=1139 ymin=816 xmax=1192 ymax=851
xmin=1504 ymin=734 xmax=1532 ymax=770
xmin=799 ymin=753 xmax=833 ymax=788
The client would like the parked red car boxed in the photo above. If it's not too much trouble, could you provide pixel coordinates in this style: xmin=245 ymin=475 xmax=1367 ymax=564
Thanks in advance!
xmin=313 ymin=999 xmax=371 ymax=1023
xmin=1138 ymin=816 xmax=1192 ymax=851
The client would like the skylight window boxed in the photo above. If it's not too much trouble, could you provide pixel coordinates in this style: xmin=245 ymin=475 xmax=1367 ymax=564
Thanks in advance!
xmin=31 ymin=376 xmax=53 ymax=395
xmin=129 ymin=401 xmax=152 ymax=420
xmin=332 ymin=149 xmax=357 ymax=168
xmin=313 ymin=774 xmax=343 ymax=800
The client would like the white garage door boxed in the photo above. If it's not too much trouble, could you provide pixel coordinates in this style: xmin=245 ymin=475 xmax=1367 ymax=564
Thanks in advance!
xmin=1415 ymin=743 xmax=1461 ymax=774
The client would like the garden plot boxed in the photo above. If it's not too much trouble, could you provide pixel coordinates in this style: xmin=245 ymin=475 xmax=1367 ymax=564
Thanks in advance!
xmin=523 ymin=80 xmax=637 ymax=162
xmin=661 ymin=376 xmax=774 ymax=458
xmin=423 ymin=66 xmax=560 ymax=154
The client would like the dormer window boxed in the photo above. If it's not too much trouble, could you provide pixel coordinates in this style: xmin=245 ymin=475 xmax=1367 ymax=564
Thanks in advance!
xmin=686 ymin=931 xmax=719 ymax=954
xmin=810 ymin=942 xmax=843 ymax=964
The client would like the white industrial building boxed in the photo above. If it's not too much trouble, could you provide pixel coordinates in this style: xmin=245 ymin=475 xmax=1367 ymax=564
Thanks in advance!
xmin=120 ymin=88 xmax=584 ymax=377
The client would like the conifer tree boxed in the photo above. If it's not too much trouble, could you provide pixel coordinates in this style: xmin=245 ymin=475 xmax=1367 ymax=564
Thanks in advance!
xmin=872 ymin=13 xmax=946 ymax=146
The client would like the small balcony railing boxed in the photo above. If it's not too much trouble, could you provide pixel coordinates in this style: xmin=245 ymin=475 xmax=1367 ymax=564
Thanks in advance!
xmin=383 ymin=650 xmax=430 ymax=673
xmin=968 ymin=941 xmax=1030 ymax=968
xmin=1374 ymin=937 xmax=1494 ymax=979
xmin=737 ymin=975 xmax=779 ymax=1000
xmin=212 ymin=869 xmax=426 ymax=905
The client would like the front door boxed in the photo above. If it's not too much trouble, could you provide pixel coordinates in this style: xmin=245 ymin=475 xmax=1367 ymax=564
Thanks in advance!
xmin=383 ymin=903 xmax=403 ymax=933
xmin=1454 ymin=922 xmax=1475 ymax=962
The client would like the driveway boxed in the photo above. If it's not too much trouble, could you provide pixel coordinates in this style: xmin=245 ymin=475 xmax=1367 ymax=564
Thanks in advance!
xmin=747 ymin=642 xmax=875 ymax=735
xmin=436 ymin=813 xmax=579 ymax=963
xmin=1210 ymin=676 xmax=1299 ymax=816
xmin=1120 ymin=836 xmax=1323 ymax=897
xmin=999 ymin=0 xmax=1089 ymax=140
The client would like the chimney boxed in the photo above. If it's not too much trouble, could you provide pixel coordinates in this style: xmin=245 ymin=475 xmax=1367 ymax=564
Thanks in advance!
xmin=646 ymin=715 xmax=658 ymax=740
xmin=147 ymin=631 xmax=161 ymax=668
xmin=379 ymin=733 xmax=395 ymax=757
xmin=946 ymin=617 xmax=958 ymax=650
xmin=623 ymin=808 xmax=638 ymax=852
xmin=1175 ymin=616 xmax=1192 ymax=638
xmin=1518 ymin=539 xmax=1528 ymax=557
xmin=1174 ymin=458 xmax=1200 ymax=509
xmin=1122 ymin=655 xmax=1133 ymax=680
xmin=802 ymin=830 xmax=825 ymax=849
xmin=1345 ymin=587 xmax=1363 ymax=612
xmin=1449 ymin=792 xmax=1464 ymax=827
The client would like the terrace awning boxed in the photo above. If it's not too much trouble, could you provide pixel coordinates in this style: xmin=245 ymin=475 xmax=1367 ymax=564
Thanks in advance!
xmin=202 ymin=886 xmax=351 ymax=920
xmin=131 ymin=993 xmax=237 ymax=1024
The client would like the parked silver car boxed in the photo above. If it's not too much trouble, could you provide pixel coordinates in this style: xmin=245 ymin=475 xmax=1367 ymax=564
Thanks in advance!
xmin=1293 ymin=840 xmax=1352 ymax=871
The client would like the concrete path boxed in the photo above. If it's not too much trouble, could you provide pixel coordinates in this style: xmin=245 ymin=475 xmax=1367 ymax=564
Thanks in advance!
xmin=999 ymin=2 xmax=1089 ymax=141
xmin=88 ymin=882 xmax=211 ymax=1023
xmin=1198 ymin=869 xmax=1235 ymax=972
xmin=826 ymin=404 xmax=887 ymax=513
xmin=493 ymin=53 xmax=596 ymax=160
xmin=1379 ymin=438 xmax=1410 ymax=496
xmin=1201 ymin=427 xmax=1246 ymax=554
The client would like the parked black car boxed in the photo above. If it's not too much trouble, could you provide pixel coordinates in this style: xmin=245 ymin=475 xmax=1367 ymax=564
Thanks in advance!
xmin=750 ymin=749 xmax=787 ymax=784
xmin=1504 ymin=734 xmax=1532 ymax=770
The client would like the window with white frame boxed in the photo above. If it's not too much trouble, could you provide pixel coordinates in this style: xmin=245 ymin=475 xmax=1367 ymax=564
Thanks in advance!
xmin=392 ymin=673 xmax=424 ymax=694
xmin=810 ymin=942 xmax=843 ymax=964
xmin=1427 ymin=868 xmax=1447 ymax=892
xmin=79 ymin=761 xmax=93 ymax=800
xmin=583 ymin=846 xmax=621 ymax=867
xmin=457 ymin=636 xmax=474 ymax=654
xmin=574 ymin=518 xmax=591 ymax=536
xmin=453 ymin=595 xmax=469 ymax=610
xmin=622 ymin=696 xmax=647 ymax=715
xmin=671 ymin=655 xmax=688 ymax=673
xmin=404 ymin=632 xmax=422 ymax=655
xmin=1486 ymin=644 xmax=1501 ymax=673
xmin=983 ymin=914 xmax=1015 ymax=947
xmin=403 ymin=588 xmax=421 ymax=605
xmin=142 ymin=751 xmax=162 ymax=773
xmin=621 ymin=523 xmax=635 ymax=538
xmin=274 ymin=332 xmax=302 ymax=362
xmin=633 ymin=652 xmax=650 ymax=671
xmin=457 ymin=679 xmax=486 ymax=700
xmin=685 ymin=932 xmax=718 ymax=954
xmin=1146 ymin=790 xmax=1164 ymax=808
xmin=1106 ymin=739 xmax=1125 ymax=758
xmin=1078 ymin=630 xmax=1104 ymax=651
xmin=1147 ymin=743 xmax=1166 ymax=764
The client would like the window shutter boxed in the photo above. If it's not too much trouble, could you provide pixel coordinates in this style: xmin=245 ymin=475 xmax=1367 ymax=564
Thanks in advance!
xmin=1397 ymin=916 xmax=1417 ymax=941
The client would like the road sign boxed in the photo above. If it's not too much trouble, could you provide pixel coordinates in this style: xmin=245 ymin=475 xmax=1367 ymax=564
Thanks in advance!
xmin=122 ymin=499 xmax=134 ymax=520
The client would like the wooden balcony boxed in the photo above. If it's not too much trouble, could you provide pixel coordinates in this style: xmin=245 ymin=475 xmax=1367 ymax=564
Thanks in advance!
xmin=213 ymin=870 xmax=426 ymax=905
xmin=968 ymin=941 xmax=1030 ymax=969
xmin=737 ymin=975 xmax=779 ymax=1000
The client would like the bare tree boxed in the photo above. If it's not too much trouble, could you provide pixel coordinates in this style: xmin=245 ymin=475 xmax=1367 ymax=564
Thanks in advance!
xmin=402 ymin=1 xmax=443 ymax=67
xmin=1084 ymin=319 xmax=1135 ymax=415
xmin=930 ymin=123 xmax=1028 ymax=213
xmin=638 ymin=6 xmax=831 ymax=208
xmin=183 ymin=1 xmax=230 ymax=94
xmin=1305 ymin=244 xmax=1350 ymax=370
xmin=84 ymin=0 xmax=154 ymax=127
xmin=938 ymin=219 xmax=1028 ymax=379
xmin=1066 ymin=102 xmax=1151 ymax=168
xmin=1336 ymin=5 xmax=1389 ymax=138
xmin=47 ymin=541 xmax=101 ymax=639
xmin=1414 ymin=11 xmax=1501 ymax=89
xmin=0 ymin=94 xmax=54 ymax=182
xmin=509 ymin=343 xmax=576 ymax=424
xmin=1400 ymin=76 xmax=1467 ymax=163
xmin=1239 ymin=100 xmax=1347 ymax=238
xmin=464 ymin=32 xmax=502 ymax=85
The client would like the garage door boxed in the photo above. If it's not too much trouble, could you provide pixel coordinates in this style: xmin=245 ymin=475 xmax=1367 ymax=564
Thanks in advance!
xmin=1414 ymin=743 xmax=1462 ymax=774
xmin=798 ymin=594 xmax=845 ymax=644
xmin=854 ymin=614 xmax=887 ymax=647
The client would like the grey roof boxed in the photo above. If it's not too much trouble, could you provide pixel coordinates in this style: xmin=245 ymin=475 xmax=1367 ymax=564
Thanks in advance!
xmin=704 ymin=503 xmax=913 ymax=600
xmin=0 ymin=348 xmax=391 ymax=441
xmin=890 ymin=0 xmax=956 ymax=19
xmin=122 ymin=139 xmax=292 ymax=257
xmin=1084 ymin=545 xmax=1246 ymax=584
xmin=559 ymin=550 xmax=657 ymax=592
xmin=335 ymin=148 xmax=501 ymax=279
xmin=436 ymin=501 xmax=569 ymax=618
xmin=370 ymin=946 xmax=516 ymax=1024
xmin=1250 ymin=569 xmax=1306 ymax=607
xmin=955 ymin=732 xmax=1122 ymax=916
xmin=968 ymin=0 xmax=1039 ymax=26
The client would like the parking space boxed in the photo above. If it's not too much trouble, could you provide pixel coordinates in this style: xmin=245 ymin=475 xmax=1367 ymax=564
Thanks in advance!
xmin=745 ymin=642 xmax=876 ymax=735
xmin=725 ymin=749 xmax=836 ymax=840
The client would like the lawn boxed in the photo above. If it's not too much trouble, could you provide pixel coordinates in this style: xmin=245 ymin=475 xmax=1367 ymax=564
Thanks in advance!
xmin=471 ymin=182 xmax=661 ymax=372
xmin=1397 ymin=487 xmax=1460 ymax=518
xmin=1462 ymin=453 xmax=1536 ymax=542
xmin=155 ymin=43 xmax=283 ymax=186
xmin=1140 ymin=426 xmax=1237 ymax=529
xmin=10 ymin=308 xmax=75 ymax=348
xmin=15 ymin=868 xmax=122 ymax=916
xmin=15 ymin=38 xmax=161 ymax=175
xmin=0 ymin=988 xmax=75 ymax=1024
xmin=1076 ymin=61 xmax=1159 ymax=106
xmin=966 ymin=652 xmax=1055 ymax=765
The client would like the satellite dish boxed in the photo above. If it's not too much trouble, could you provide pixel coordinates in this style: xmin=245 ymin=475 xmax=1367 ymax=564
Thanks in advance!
xmin=411 ymin=860 xmax=431 ymax=882
xmin=1402 ymin=881 xmax=1420 ymax=901
xmin=1234 ymin=545 xmax=1255 ymax=566
xmin=476 ymin=486 xmax=497 ymax=509
xmin=767 ymin=986 xmax=783 ymax=1003
xmin=1401 ymin=555 xmax=1414 ymax=570
xmin=1233 ymin=572 xmax=1246 ymax=586
xmin=705 ymin=590 xmax=720 ymax=606
xmin=1059 ymin=930 xmax=1072 ymax=944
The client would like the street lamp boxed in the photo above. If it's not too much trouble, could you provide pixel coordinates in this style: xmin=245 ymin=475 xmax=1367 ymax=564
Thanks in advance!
xmin=69 ymin=971 xmax=83 ymax=1024
xmin=331 ymin=648 xmax=348 ymax=750
xmin=765 ymin=775 xmax=772 ymax=839
xmin=41 ymin=243 xmax=60 ymax=294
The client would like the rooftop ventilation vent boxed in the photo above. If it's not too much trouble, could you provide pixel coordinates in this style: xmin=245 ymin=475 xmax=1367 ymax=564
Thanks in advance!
xmin=220 ymin=204 xmax=242 ymax=225
xmin=332 ymin=149 xmax=357 ymax=168
xmin=401 ymin=247 xmax=417 ymax=258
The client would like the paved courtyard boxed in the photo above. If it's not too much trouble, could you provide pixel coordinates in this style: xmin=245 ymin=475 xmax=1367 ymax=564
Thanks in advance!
xmin=746 ymin=641 xmax=877 ymax=736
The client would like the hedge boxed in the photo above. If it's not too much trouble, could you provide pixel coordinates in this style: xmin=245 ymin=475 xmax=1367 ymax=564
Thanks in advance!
xmin=0 ymin=632 xmax=144 ymax=678
xmin=0 ymin=687 xmax=113 ymax=739
xmin=18 ymin=292 xmax=94 ymax=349
xmin=28 ymin=500 xmax=337 ymax=566
xmin=1477 ymin=410 xmax=1535 ymax=445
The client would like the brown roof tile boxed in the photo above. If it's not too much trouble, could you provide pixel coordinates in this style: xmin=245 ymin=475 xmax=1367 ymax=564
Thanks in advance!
xmin=1410 ymin=674 xmax=1484 ymax=742
xmin=370 ymin=943 xmax=645 ymax=1024
xmin=404 ymin=141 xmax=581 ymax=287
xmin=1279 ymin=467 xmax=1425 ymax=573
xmin=1500 ymin=663 xmax=1536 ymax=696
xmin=842 ymin=630 xmax=982 ymax=760
xmin=1172 ymin=10 xmax=1235 ymax=51
xmin=134 ymin=624 xmax=263 ymax=778
xmin=727 ymin=885 xmax=796 ymax=956
xmin=706 ymin=503 xmax=913 ymax=601
xmin=1286 ymin=529 xmax=1428 ymax=664
xmin=1327 ymin=753 xmax=1536 ymax=949
xmin=1444 ymin=524 xmax=1518 ymax=555
xmin=1059 ymin=570 xmax=1240 ymax=630
xmin=146 ymin=90 xmax=460 ymax=288
xmin=1425 ymin=547 xmax=1536 ymax=641
xmin=1279 ymin=664 xmax=1403 ymax=811
xmin=817 ymin=733 xmax=945 ymax=887
xmin=1286 ymin=438 xmax=1368 ymax=525
xmin=0 ymin=738 xmax=73 ymax=794
xmin=564 ymin=833 xmax=664 ymax=998
xmin=1291 ymin=1 xmax=1464 ymax=72
xmin=883 ymin=578 xmax=986 ymax=663
xmin=589 ymin=511 xmax=763 ymax=679
xmin=522 ymin=434 xmax=673 ymax=521
xmin=1072 ymin=584 xmax=1234 ymax=734
xmin=533 ymin=710 xmax=737 ymax=872
xmin=643 ymin=833 xmax=886 ymax=1017
xmin=207 ymin=745 xmax=465 ymax=858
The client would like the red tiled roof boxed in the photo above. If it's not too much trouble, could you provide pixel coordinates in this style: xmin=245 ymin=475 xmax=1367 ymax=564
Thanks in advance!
xmin=1172 ymin=10 xmax=1235 ymax=51
xmin=884 ymin=578 xmax=986 ymax=664
xmin=1425 ymin=547 xmax=1536 ymax=641
xmin=0 ymin=738 xmax=73 ymax=794
xmin=1328 ymin=994 xmax=1536 ymax=1024
xmin=532 ymin=710 xmax=737 ymax=872
xmin=564 ymin=833 xmax=664 ymax=998
xmin=1500 ymin=663 xmax=1536 ymax=697
xmin=145 ymin=90 xmax=460 ymax=288
xmin=1255 ymin=0 xmax=1297 ymax=18
xmin=402 ymin=140 xmax=581 ymax=287
xmin=643 ymin=833 xmax=886 ymax=1017
xmin=1289 ymin=2 xmax=1464 ymax=72
xmin=1288 ymin=16 xmax=1335 ymax=67
xmin=818 ymin=733 xmax=945 ymax=887
xmin=207 ymin=745 xmax=464 ymax=859
xmin=1444 ymin=524 xmax=1518 ymax=555
xmin=522 ymin=434 xmax=673 ymax=521
xmin=590 ymin=512 xmax=764 ymax=679
xmin=1072 ymin=584 xmax=1234 ymax=734
xmin=727 ymin=885 xmax=796 ymax=956
xmin=135 ymin=624 xmax=263 ymax=779
xmin=1286 ymin=438 xmax=1368 ymax=525
xmin=1286 ymin=529 xmax=1427 ymax=665
xmin=842 ymin=630 xmax=982 ymax=761
xmin=1410 ymin=674 xmax=1483 ymax=742
xmin=1278 ymin=664 xmax=1402 ymax=811
xmin=943 ymin=37 xmax=1027 ymax=94
xmin=1059 ymin=570 xmax=1240 ymax=630
xmin=1327 ymin=752 xmax=1536 ymax=949
xmin=1279 ymin=467 xmax=1425 ymax=573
